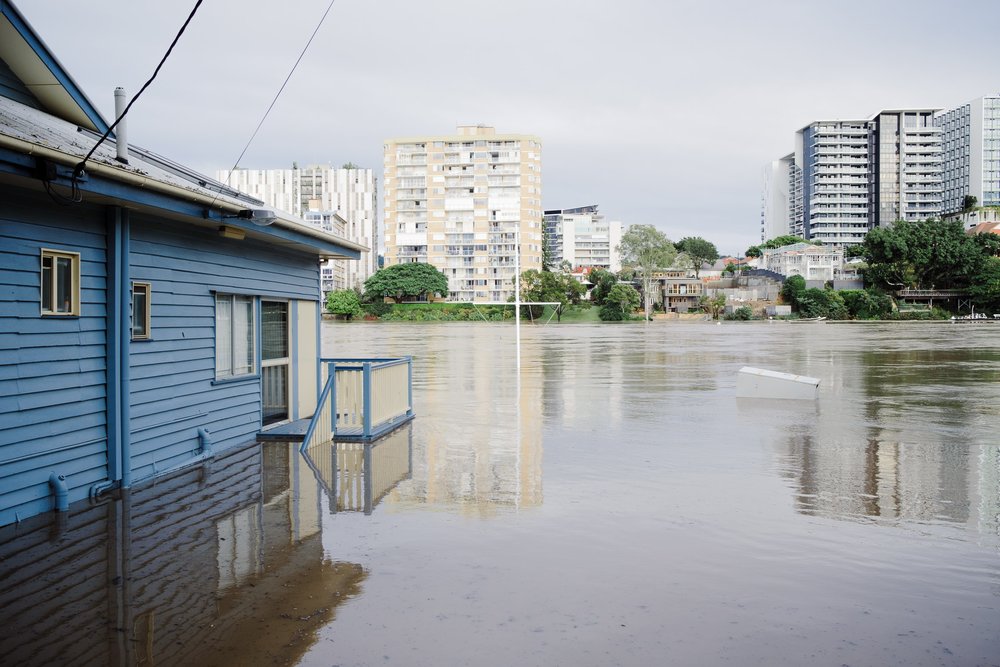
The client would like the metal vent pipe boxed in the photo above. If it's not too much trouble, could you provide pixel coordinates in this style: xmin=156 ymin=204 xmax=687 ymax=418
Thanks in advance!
xmin=114 ymin=87 xmax=129 ymax=164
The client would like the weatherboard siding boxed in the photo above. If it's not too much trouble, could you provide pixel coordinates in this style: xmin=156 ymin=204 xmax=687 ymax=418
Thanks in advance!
xmin=127 ymin=214 xmax=321 ymax=479
xmin=0 ymin=190 xmax=108 ymax=526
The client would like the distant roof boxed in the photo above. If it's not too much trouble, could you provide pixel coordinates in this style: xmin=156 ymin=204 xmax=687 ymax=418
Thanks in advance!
xmin=544 ymin=205 xmax=599 ymax=215
xmin=968 ymin=221 xmax=1000 ymax=236
xmin=763 ymin=242 xmax=838 ymax=254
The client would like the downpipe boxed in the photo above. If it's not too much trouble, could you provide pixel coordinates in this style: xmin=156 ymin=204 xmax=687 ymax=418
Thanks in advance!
xmin=48 ymin=473 xmax=69 ymax=512
xmin=90 ymin=480 xmax=118 ymax=500
xmin=88 ymin=428 xmax=213 ymax=500
xmin=198 ymin=428 xmax=213 ymax=456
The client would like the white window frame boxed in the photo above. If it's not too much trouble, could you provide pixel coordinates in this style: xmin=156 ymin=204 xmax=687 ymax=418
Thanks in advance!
xmin=215 ymin=294 xmax=256 ymax=380
xmin=131 ymin=282 xmax=151 ymax=340
xmin=40 ymin=248 xmax=81 ymax=316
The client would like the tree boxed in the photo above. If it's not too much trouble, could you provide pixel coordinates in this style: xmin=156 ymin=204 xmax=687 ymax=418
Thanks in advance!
xmin=969 ymin=256 xmax=1000 ymax=312
xmin=586 ymin=267 xmax=617 ymax=306
xmin=326 ymin=289 xmax=362 ymax=319
xmin=599 ymin=283 xmax=640 ymax=321
xmin=973 ymin=231 xmax=1000 ymax=257
xmin=675 ymin=237 xmax=719 ymax=278
xmin=541 ymin=239 xmax=556 ymax=272
xmin=618 ymin=224 xmax=677 ymax=320
xmin=518 ymin=269 xmax=585 ymax=321
xmin=963 ymin=195 xmax=978 ymax=213
xmin=844 ymin=244 xmax=866 ymax=259
xmin=364 ymin=262 xmax=449 ymax=302
xmin=781 ymin=275 xmax=806 ymax=306
xmin=860 ymin=219 xmax=983 ymax=291
xmin=698 ymin=293 xmax=727 ymax=319
xmin=840 ymin=289 xmax=893 ymax=319
xmin=746 ymin=235 xmax=819 ymax=258
xmin=672 ymin=252 xmax=695 ymax=273
xmin=795 ymin=288 xmax=848 ymax=319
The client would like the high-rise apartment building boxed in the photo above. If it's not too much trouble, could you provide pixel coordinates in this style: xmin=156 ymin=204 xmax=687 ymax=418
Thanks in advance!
xmin=795 ymin=119 xmax=872 ymax=245
xmin=938 ymin=94 xmax=1000 ymax=214
xmin=542 ymin=205 xmax=623 ymax=272
xmin=760 ymin=153 xmax=802 ymax=242
xmin=220 ymin=165 xmax=379 ymax=291
xmin=768 ymin=109 xmax=943 ymax=245
xmin=383 ymin=125 xmax=543 ymax=303
xmin=870 ymin=110 xmax=942 ymax=227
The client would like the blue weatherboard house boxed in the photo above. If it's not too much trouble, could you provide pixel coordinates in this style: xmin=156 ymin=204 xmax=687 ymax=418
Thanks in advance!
xmin=0 ymin=2 xmax=365 ymax=526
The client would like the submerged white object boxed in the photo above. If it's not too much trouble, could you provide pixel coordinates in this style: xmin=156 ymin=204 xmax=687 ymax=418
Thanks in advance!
xmin=736 ymin=366 xmax=820 ymax=400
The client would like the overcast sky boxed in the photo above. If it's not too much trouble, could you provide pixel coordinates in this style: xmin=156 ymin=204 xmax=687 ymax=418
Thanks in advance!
xmin=21 ymin=0 xmax=1000 ymax=255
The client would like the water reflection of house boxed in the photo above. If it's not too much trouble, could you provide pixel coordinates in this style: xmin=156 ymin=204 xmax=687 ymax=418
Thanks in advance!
xmin=0 ymin=3 xmax=366 ymax=526
xmin=302 ymin=423 xmax=414 ymax=514
xmin=0 ymin=443 xmax=364 ymax=666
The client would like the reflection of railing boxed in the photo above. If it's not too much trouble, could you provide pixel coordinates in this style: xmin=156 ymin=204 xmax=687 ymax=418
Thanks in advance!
xmin=301 ymin=424 xmax=413 ymax=514
xmin=301 ymin=357 xmax=414 ymax=451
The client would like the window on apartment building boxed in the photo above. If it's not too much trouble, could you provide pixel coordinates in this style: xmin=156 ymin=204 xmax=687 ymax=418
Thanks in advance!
xmin=216 ymin=294 xmax=255 ymax=380
xmin=40 ymin=249 xmax=81 ymax=316
xmin=132 ymin=282 xmax=151 ymax=340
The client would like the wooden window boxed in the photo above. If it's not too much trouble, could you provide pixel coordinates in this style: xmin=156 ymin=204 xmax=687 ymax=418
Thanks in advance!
xmin=215 ymin=294 xmax=255 ymax=380
xmin=40 ymin=249 xmax=80 ymax=316
xmin=132 ymin=282 xmax=151 ymax=340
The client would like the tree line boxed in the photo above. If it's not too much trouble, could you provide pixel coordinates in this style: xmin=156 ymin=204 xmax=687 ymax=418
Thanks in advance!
xmin=774 ymin=218 xmax=1000 ymax=319
xmin=327 ymin=228 xmax=725 ymax=321
xmin=328 ymin=219 xmax=1000 ymax=321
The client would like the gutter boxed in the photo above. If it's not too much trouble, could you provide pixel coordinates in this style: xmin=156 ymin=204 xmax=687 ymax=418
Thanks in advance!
xmin=0 ymin=131 xmax=368 ymax=254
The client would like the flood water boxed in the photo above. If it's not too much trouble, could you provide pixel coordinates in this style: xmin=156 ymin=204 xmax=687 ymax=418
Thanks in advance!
xmin=2 ymin=321 xmax=999 ymax=666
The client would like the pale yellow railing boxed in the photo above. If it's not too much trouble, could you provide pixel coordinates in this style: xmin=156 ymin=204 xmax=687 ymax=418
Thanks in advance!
xmin=370 ymin=362 xmax=411 ymax=428
xmin=310 ymin=357 xmax=414 ymax=443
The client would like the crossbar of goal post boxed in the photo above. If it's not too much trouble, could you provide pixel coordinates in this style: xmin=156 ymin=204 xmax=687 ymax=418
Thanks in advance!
xmin=469 ymin=301 xmax=564 ymax=324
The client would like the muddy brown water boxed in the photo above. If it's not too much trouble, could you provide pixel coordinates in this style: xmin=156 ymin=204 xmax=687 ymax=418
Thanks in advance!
xmin=2 ymin=321 xmax=998 ymax=666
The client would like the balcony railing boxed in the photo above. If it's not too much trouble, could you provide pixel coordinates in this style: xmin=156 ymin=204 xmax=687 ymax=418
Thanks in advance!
xmin=301 ymin=357 xmax=414 ymax=450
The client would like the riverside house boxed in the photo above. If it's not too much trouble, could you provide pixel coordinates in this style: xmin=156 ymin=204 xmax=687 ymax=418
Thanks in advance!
xmin=0 ymin=2 xmax=367 ymax=526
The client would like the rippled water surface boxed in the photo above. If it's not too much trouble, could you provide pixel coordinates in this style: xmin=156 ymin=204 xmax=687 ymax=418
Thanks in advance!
xmin=311 ymin=321 xmax=1000 ymax=667
xmin=2 ymin=321 xmax=998 ymax=666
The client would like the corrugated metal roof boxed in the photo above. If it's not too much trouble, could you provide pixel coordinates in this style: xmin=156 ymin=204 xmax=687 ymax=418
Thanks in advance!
xmin=0 ymin=95 xmax=367 ymax=257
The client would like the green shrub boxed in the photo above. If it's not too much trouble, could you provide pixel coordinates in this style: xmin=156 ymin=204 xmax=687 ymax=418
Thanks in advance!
xmin=723 ymin=305 xmax=754 ymax=321
xmin=796 ymin=288 xmax=848 ymax=319
xmin=362 ymin=300 xmax=393 ymax=317
xmin=840 ymin=289 xmax=893 ymax=319
xmin=886 ymin=307 xmax=951 ymax=321
xmin=599 ymin=303 xmax=627 ymax=320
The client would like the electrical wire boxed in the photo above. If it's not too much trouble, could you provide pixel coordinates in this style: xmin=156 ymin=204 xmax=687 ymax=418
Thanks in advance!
xmin=43 ymin=179 xmax=82 ymax=205
xmin=217 ymin=0 xmax=338 ymax=192
xmin=72 ymin=0 xmax=204 ymax=181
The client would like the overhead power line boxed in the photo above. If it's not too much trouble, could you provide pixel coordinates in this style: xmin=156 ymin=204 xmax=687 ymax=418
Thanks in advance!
xmin=219 ymin=0 xmax=338 ymax=188
xmin=73 ymin=0 xmax=204 ymax=181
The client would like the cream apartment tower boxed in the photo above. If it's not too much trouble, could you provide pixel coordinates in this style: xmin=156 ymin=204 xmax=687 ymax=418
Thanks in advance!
xmin=383 ymin=125 xmax=543 ymax=302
